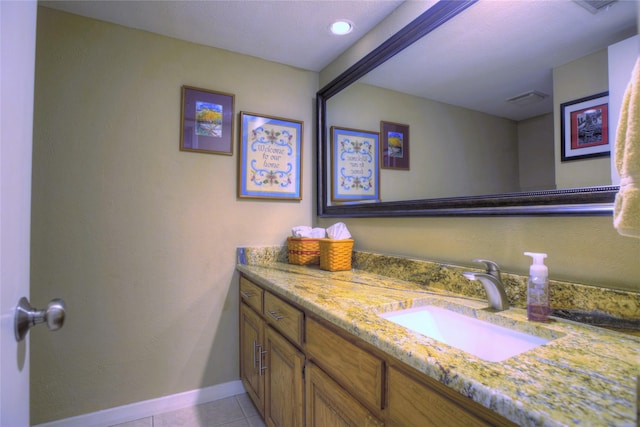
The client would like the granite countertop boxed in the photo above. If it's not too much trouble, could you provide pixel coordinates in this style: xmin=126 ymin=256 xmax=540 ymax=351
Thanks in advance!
xmin=236 ymin=261 xmax=639 ymax=427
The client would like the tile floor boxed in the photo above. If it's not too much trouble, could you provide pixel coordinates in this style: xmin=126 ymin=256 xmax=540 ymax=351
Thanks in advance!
xmin=111 ymin=393 xmax=266 ymax=427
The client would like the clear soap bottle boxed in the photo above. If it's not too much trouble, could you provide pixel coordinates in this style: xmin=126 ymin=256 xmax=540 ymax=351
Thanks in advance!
xmin=524 ymin=252 xmax=550 ymax=322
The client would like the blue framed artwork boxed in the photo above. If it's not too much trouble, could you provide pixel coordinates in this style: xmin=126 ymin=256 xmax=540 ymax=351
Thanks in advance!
xmin=180 ymin=85 xmax=235 ymax=155
xmin=238 ymin=112 xmax=303 ymax=200
xmin=331 ymin=126 xmax=380 ymax=202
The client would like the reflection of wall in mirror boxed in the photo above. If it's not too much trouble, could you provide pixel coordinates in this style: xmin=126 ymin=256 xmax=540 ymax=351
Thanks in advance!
xmin=327 ymin=84 xmax=545 ymax=202
xmin=553 ymin=49 xmax=610 ymax=189
xmin=328 ymin=41 xmax=634 ymax=203
xmin=518 ymin=113 xmax=555 ymax=192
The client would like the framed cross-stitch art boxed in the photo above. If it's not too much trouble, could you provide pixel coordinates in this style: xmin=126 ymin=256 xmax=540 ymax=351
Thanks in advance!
xmin=331 ymin=126 xmax=379 ymax=202
xmin=238 ymin=112 xmax=303 ymax=200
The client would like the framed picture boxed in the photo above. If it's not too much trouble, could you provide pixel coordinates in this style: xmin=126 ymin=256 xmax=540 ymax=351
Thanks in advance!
xmin=238 ymin=112 xmax=303 ymax=200
xmin=560 ymin=92 xmax=610 ymax=162
xmin=180 ymin=85 xmax=235 ymax=155
xmin=380 ymin=121 xmax=410 ymax=170
xmin=331 ymin=126 xmax=379 ymax=202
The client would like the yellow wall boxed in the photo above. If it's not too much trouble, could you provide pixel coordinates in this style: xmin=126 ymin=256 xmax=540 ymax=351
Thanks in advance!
xmin=518 ymin=113 xmax=555 ymax=191
xmin=318 ymin=216 xmax=639 ymax=291
xmin=31 ymin=7 xmax=315 ymax=423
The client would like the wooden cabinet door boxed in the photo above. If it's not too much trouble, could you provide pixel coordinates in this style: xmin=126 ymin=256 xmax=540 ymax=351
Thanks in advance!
xmin=305 ymin=362 xmax=383 ymax=427
xmin=240 ymin=303 xmax=265 ymax=416
xmin=305 ymin=318 xmax=383 ymax=412
xmin=387 ymin=366 xmax=494 ymax=427
xmin=264 ymin=326 xmax=304 ymax=427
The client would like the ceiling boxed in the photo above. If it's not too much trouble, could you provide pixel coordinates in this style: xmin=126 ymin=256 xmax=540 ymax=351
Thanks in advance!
xmin=361 ymin=0 xmax=638 ymax=120
xmin=40 ymin=0 xmax=638 ymax=121
xmin=40 ymin=0 xmax=405 ymax=72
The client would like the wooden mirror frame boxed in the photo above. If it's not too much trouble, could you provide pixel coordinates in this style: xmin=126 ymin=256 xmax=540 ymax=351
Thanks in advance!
xmin=316 ymin=0 xmax=617 ymax=218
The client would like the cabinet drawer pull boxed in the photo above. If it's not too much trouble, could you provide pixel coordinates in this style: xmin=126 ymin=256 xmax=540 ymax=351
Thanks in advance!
xmin=241 ymin=291 xmax=253 ymax=298
xmin=258 ymin=347 xmax=267 ymax=375
xmin=253 ymin=341 xmax=259 ymax=368
xmin=268 ymin=310 xmax=285 ymax=321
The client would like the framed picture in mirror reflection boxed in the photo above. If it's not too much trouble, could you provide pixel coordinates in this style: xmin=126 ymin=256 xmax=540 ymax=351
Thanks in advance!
xmin=560 ymin=92 xmax=610 ymax=162
xmin=380 ymin=121 xmax=410 ymax=170
xmin=330 ymin=126 xmax=380 ymax=202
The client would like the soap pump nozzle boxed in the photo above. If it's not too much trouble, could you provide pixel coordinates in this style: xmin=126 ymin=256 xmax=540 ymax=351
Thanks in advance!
xmin=524 ymin=252 xmax=548 ymax=279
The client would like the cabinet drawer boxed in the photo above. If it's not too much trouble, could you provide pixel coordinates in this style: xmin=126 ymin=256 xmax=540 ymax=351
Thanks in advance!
xmin=240 ymin=277 xmax=264 ymax=314
xmin=264 ymin=291 xmax=304 ymax=347
xmin=306 ymin=317 xmax=383 ymax=411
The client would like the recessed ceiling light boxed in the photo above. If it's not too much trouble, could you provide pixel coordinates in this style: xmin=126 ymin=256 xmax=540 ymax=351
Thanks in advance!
xmin=330 ymin=19 xmax=353 ymax=36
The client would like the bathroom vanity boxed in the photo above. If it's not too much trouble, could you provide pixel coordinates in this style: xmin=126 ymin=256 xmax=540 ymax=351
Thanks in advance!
xmin=237 ymin=249 xmax=638 ymax=426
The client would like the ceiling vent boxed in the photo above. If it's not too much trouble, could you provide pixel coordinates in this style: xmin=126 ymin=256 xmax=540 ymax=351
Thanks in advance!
xmin=573 ymin=0 xmax=617 ymax=14
xmin=506 ymin=91 xmax=549 ymax=106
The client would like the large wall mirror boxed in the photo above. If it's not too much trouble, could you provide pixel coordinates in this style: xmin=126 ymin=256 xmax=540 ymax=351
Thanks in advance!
xmin=316 ymin=0 xmax=637 ymax=217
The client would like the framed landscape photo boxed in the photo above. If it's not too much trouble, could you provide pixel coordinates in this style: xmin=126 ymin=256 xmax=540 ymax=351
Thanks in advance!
xmin=238 ymin=112 xmax=303 ymax=200
xmin=331 ymin=126 xmax=380 ymax=202
xmin=180 ymin=85 xmax=235 ymax=155
xmin=560 ymin=92 xmax=610 ymax=162
xmin=380 ymin=121 xmax=410 ymax=170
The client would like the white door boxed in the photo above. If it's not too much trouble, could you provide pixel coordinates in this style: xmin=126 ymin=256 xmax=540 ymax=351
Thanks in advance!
xmin=1 ymin=1 xmax=38 ymax=425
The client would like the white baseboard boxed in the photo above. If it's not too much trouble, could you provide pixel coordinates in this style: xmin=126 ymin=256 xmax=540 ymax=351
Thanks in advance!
xmin=34 ymin=380 xmax=246 ymax=427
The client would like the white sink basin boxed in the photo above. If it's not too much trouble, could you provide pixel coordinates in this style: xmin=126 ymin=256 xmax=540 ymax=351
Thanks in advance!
xmin=380 ymin=305 xmax=550 ymax=362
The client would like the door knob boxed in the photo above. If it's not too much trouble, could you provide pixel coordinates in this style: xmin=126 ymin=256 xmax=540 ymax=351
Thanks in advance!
xmin=14 ymin=297 xmax=66 ymax=342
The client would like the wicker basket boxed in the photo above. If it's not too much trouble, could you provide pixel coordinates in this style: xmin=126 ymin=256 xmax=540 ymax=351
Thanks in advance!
xmin=287 ymin=237 xmax=321 ymax=265
xmin=319 ymin=239 xmax=354 ymax=271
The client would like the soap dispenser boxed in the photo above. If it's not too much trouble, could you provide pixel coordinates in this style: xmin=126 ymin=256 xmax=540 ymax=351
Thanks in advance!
xmin=524 ymin=252 xmax=550 ymax=322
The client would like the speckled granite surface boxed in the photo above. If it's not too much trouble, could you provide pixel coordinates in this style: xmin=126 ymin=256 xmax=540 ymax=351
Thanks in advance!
xmin=237 ymin=246 xmax=640 ymax=427
xmin=238 ymin=246 xmax=640 ymax=333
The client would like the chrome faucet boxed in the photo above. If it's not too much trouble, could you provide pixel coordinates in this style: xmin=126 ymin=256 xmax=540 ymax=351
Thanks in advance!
xmin=463 ymin=259 xmax=510 ymax=311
